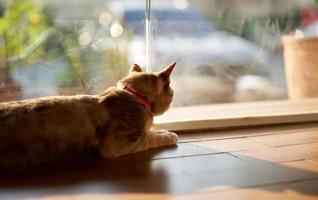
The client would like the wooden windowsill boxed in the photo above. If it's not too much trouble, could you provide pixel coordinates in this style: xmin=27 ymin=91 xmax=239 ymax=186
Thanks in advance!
xmin=154 ymin=98 xmax=318 ymax=132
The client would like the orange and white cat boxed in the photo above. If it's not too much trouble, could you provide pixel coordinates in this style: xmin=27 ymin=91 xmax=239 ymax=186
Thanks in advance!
xmin=0 ymin=63 xmax=177 ymax=170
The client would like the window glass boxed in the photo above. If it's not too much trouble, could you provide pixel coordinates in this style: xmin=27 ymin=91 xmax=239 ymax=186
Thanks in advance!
xmin=149 ymin=0 xmax=314 ymax=106
xmin=0 ymin=0 xmax=316 ymax=107
xmin=0 ymin=0 xmax=138 ymax=100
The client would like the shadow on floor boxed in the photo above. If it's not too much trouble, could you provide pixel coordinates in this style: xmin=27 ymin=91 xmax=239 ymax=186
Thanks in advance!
xmin=0 ymin=143 xmax=317 ymax=199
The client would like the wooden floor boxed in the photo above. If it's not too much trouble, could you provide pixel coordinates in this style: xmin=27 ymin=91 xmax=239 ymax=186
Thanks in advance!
xmin=1 ymin=122 xmax=318 ymax=200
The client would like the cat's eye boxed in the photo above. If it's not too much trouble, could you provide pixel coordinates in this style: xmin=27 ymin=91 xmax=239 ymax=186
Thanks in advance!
xmin=164 ymin=83 xmax=170 ymax=90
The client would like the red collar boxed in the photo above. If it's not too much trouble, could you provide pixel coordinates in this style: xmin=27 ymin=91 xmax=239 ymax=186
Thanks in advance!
xmin=122 ymin=85 xmax=152 ymax=114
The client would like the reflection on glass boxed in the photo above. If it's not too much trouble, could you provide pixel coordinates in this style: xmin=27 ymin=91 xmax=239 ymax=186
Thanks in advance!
xmin=0 ymin=0 xmax=317 ymax=107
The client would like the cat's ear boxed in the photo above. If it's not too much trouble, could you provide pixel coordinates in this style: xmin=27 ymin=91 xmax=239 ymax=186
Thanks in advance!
xmin=159 ymin=62 xmax=176 ymax=78
xmin=129 ymin=64 xmax=143 ymax=73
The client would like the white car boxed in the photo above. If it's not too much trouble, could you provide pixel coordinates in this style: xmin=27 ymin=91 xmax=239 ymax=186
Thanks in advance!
xmin=111 ymin=2 xmax=269 ymax=78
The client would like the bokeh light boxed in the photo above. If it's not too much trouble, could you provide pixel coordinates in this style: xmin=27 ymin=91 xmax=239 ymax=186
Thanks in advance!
xmin=110 ymin=22 xmax=123 ymax=38
xmin=78 ymin=32 xmax=92 ymax=46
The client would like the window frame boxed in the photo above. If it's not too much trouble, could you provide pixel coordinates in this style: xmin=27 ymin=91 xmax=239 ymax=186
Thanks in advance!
xmin=154 ymin=98 xmax=318 ymax=132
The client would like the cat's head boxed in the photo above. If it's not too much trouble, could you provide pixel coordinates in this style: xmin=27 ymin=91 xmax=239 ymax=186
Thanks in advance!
xmin=118 ymin=63 xmax=176 ymax=116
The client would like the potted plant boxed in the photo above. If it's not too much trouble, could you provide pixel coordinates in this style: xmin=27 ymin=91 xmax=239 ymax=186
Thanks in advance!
xmin=282 ymin=3 xmax=318 ymax=100
xmin=0 ymin=0 xmax=49 ymax=102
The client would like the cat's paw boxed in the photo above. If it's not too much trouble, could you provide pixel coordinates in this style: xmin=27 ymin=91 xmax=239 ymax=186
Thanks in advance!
xmin=165 ymin=131 xmax=178 ymax=144
xmin=155 ymin=129 xmax=170 ymax=134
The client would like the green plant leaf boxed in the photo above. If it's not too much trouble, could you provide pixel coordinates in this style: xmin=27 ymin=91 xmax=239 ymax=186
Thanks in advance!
xmin=0 ymin=18 xmax=8 ymax=32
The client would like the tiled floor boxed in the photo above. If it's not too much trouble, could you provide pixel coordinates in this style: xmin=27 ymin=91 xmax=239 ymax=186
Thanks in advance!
xmin=1 ymin=122 xmax=318 ymax=199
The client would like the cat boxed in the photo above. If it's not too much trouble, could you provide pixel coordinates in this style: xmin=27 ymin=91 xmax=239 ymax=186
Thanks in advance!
xmin=0 ymin=63 xmax=178 ymax=171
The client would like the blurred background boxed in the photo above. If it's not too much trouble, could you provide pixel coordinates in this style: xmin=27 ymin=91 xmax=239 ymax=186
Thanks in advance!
xmin=0 ymin=0 xmax=317 ymax=107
